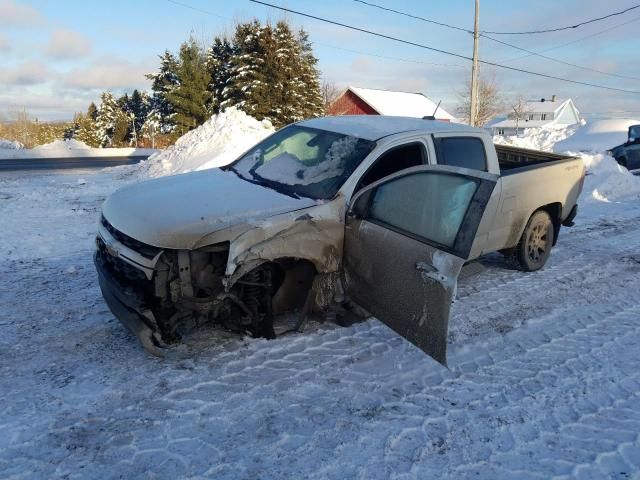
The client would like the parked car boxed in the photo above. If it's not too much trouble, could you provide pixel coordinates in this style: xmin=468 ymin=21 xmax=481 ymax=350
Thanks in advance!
xmin=94 ymin=116 xmax=585 ymax=365
xmin=609 ymin=124 xmax=640 ymax=171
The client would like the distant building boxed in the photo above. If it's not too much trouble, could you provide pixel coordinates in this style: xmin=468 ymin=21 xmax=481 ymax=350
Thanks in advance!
xmin=489 ymin=96 xmax=581 ymax=136
xmin=327 ymin=86 xmax=455 ymax=121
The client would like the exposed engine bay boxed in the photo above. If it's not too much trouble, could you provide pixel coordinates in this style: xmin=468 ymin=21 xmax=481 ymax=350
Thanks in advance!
xmin=95 ymin=216 xmax=332 ymax=354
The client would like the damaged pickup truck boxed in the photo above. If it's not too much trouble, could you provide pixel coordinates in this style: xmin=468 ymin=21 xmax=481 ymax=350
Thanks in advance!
xmin=95 ymin=116 xmax=585 ymax=365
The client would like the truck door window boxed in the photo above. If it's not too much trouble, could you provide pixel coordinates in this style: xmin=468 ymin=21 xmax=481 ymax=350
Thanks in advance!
xmin=367 ymin=172 xmax=479 ymax=250
xmin=434 ymin=137 xmax=487 ymax=172
xmin=357 ymin=143 xmax=425 ymax=190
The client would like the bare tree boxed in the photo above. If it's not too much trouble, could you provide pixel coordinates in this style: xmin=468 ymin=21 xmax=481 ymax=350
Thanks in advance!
xmin=321 ymin=79 xmax=340 ymax=114
xmin=457 ymin=74 xmax=503 ymax=127
xmin=510 ymin=95 xmax=531 ymax=135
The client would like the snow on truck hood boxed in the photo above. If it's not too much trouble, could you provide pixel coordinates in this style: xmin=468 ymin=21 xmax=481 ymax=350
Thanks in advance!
xmin=101 ymin=168 xmax=317 ymax=250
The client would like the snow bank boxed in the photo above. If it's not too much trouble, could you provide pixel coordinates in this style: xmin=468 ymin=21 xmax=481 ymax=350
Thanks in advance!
xmin=138 ymin=107 xmax=275 ymax=178
xmin=33 ymin=139 xmax=91 ymax=152
xmin=578 ymin=153 xmax=640 ymax=204
xmin=0 ymin=139 xmax=23 ymax=150
xmin=493 ymin=123 xmax=581 ymax=152
xmin=494 ymin=121 xmax=640 ymax=205
xmin=553 ymin=118 xmax=639 ymax=153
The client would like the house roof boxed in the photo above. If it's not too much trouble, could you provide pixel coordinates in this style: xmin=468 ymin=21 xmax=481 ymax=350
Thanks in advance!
xmin=523 ymin=98 xmax=570 ymax=113
xmin=347 ymin=86 xmax=455 ymax=121
xmin=490 ymin=98 xmax=580 ymax=129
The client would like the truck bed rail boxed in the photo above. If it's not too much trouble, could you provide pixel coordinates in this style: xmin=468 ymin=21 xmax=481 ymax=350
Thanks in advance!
xmin=495 ymin=144 xmax=576 ymax=174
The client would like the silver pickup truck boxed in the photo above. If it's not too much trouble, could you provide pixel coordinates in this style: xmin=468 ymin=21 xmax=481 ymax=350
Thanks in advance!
xmin=95 ymin=116 xmax=585 ymax=365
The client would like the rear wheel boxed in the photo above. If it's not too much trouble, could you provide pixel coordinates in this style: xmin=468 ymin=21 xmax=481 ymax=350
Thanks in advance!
xmin=508 ymin=210 xmax=554 ymax=272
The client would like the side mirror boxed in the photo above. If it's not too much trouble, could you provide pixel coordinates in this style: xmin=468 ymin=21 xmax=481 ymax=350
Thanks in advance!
xmin=348 ymin=189 xmax=373 ymax=220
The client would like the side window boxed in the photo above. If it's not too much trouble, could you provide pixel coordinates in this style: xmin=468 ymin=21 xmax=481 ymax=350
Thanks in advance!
xmin=367 ymin=172 xmax=478 ymax=249
xmin=434 ymin=136 xmax=487 ymax=172
xmin=358 ymin=143 xmax=425 ymax=190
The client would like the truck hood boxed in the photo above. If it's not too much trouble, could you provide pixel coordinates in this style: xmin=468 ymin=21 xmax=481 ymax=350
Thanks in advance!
xmin=102 ymin=168 xmax=317 ymax=249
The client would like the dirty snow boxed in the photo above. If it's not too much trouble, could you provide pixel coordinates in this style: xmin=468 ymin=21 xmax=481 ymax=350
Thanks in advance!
xmin=0 ymin=138 xmax=24 ymax=150
xmin=2 ymin=122 xmax=640 ymax=478
xmin=137 ymin=107 xmax=274 ymax=178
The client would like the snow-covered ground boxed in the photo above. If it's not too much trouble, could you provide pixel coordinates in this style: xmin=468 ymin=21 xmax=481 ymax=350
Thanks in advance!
xmin=0 ymin=138 xmax=24 ymax=150
xmin=0 ymin=139 xmax=156 ymax=160
xmin=2 ymin=119 xmax=640 ymax=479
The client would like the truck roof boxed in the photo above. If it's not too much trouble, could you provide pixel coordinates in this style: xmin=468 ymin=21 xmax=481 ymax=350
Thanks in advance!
xmin=298 ymin=115 xmax=481 ymax=141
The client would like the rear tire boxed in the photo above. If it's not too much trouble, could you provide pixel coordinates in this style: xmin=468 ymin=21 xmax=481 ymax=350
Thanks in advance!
xmin=508 ymin=210 xmax=554 ymax=272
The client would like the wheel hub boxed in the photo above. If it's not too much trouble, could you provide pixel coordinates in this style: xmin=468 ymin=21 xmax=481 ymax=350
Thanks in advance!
xmin=527 ymin=224 xmax=548 ymax=262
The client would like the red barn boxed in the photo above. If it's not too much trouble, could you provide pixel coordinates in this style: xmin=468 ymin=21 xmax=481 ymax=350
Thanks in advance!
xmin=328 ymin=86 xmax=455 ymax=121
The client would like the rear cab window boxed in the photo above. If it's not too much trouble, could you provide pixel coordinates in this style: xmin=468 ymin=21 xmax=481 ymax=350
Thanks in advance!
xmin=356 ymin=142 xmax=427 ymax=191
xmin=433 ymin=136 xmax=488 ymax=172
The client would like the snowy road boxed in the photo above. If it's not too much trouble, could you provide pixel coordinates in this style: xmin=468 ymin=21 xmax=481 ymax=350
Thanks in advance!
xmin=0 ymin=156 xmax=150 ymax=171
xmin=2 ymin=167 xmax=640 ymax=479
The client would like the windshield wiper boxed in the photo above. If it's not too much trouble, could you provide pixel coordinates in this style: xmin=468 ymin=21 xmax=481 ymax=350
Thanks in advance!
xmin=235 ymin=171 xmax=302 ymax=200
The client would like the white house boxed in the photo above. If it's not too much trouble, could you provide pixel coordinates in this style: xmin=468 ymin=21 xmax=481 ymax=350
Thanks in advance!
xmin=489 ymin=96 xmax=581 ymax=136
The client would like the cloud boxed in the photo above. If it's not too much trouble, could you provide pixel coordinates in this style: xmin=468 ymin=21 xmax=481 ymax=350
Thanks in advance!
xmin=0 ymin=61 xmax=50 ymax=86
xmin=45 ymin=29 xmax=91 ymax=59
xmin=0 ymin=0 xmax=44 ymax=27
xmin=0 ymin=89 xmax=91 ymax=120
xmin=62 ymin=57 xmax=152 ymax=91
xmin=0 ymin=33 xmax=10 ymax=52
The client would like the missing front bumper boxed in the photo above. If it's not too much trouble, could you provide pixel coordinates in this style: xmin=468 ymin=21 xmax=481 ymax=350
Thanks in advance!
xmin=94 ymin=252 xmax=166 ymax=356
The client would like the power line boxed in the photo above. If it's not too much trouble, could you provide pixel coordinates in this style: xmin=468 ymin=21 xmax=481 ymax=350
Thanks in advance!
xmin=503 ymin=15 xmax=640 ymax=62
xmin=481 ymin=34 xmax=640 ymax=82
xmin=353 ymin=0 xmax=470 ymax=33
xmin=249 ymin=0 xmax=640 ymax=95
xmin=483 ymin=3 xmax=640 ymax=35
xmin=167 ymin=0 xmax=229 ymax=20
xmin=315 ymin=42 xmax=466 ymax=68
xmin=354 ymin=0 xmax=640 ymax=82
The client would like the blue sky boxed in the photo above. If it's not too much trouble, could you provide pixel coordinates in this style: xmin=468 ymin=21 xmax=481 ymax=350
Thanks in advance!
xmin=2 ymin=0 xmax=640 ymax=121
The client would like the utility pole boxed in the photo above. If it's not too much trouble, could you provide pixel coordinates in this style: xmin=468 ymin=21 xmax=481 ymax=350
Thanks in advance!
xmin=469 ymin=0 xmax=480 ymax=127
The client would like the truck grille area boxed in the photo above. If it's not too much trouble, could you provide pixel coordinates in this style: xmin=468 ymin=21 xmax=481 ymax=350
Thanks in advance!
xmin=95 ymin=236 xmax=154 ymax=301
xmin=101 ymin=216 xmax=162 ymax=259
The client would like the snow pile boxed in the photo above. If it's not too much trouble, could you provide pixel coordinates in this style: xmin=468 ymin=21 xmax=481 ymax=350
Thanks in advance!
xmin=494 ymin=120 xmax=640 ymax=205
xmin=493 ymin=122 xmax=581 ymax=152
xmin=579 ymin=153 xmax=640 ymax=204
xmin=0 ymin=139 xmax=24 ymax=150
xmin=32 ymin=139 xmax=91 ymax=152
xmin=553 ymin=118 xmax=639 ymax=153
xmin=138 ymin=107 xmax=274 ymax=178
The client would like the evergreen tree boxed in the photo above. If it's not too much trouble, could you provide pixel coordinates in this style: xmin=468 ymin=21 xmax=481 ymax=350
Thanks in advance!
xmin=221 ymin=20 xmax=269 ymax=118
xmin=222 ymin=20 xmax=324 ymax=127
xmin=87 ymin=102 xmax=98 ymax=121
xmin=146 ymin=50 xmax=179 ymax=133
xmin=117 ymin=93 xmax=130 ymax=114
xmin=96 ymin=92 xmax=121 ymax=147
xmin=166 ymin=38 xmax=210 ymax=133
xmin=128 ymin=89 xmax=150 ymax=133
xmin=141 ymin=109 xmax=161 ymax=148
xmin=205 ymin=36 xmax=234 ymax=114
xmin=73 ymin=112 xmax=101 ymax=147
xmin=295 ymin=29 xmax=324 ymax=119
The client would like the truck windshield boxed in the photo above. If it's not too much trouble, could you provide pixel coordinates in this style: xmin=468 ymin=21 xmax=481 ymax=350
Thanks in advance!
xmin=225 ymin=125 xmax=376 ymax=199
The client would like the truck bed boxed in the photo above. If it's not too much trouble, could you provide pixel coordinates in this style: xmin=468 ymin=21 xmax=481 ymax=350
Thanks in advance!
xmin=495 ymin=144 xmax=576 ymax=175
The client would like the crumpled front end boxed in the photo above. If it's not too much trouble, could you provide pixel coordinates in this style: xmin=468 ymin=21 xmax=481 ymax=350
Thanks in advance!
xmin=94 ymin=215 xmax=324 ymax=355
